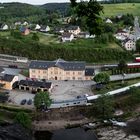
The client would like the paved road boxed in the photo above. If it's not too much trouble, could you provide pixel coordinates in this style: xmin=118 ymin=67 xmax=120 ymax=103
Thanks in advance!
xmin=110 ymin=73 xmax=140 ymax=81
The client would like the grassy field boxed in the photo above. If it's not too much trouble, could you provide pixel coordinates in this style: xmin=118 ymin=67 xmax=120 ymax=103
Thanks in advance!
xmin=102 ymin=3 xmax=140 ymax=17
xmin=0 ymin=31 xmax=122 ymax=50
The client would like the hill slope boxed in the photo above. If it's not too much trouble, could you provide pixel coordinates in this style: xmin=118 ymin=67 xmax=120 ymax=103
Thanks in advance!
xmin=0 ymin=2 xmax=45 ymax=22
xmin=103 ymin=3 xmax=140 ymax=17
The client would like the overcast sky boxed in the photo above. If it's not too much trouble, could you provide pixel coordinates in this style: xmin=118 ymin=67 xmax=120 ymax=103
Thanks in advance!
xmin=1 ymin=0 xmax=101 ymax=5
xmin=1 ymin=0 xmax=73 ymax=5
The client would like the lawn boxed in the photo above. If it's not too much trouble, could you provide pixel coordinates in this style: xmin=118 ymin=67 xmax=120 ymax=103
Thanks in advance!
xmin=102 ymin=3 xmax=140 ymax=17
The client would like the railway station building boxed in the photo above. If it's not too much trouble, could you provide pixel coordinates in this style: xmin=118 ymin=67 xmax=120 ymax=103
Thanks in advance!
xmin=29 ymin=59 xmax=94 ymax=80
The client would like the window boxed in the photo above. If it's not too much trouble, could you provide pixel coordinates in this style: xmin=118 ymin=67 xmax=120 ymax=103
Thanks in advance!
xmin=78 ymin=72 xmax=82 ymax=75
xmin=73 ymin=77 xmax=75 ymax=80
xmin=32 ymin=70 xmax=35 ymax=73
xmin=38 ymin=70 xmax=40 ymax=73
xmin=73 ymin=72 xmax=75 ymax=75
xmin=43 ymin=70 xmax=46 ymax=74
xmin=66 ymin=72 xmax=70 ymax=75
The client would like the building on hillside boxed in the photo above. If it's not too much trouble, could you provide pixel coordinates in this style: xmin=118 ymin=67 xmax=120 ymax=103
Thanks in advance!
xmin=15 ymin=21 xmax=21 ymax=26
xmin=35 ymin=24 xmax=41 ymax=30
xmin=116 ymin=29 xmax=129 ymax=37
xmin=61 ymin=33 xmax=74 ymax=42
xmin=29 ymin=59 xmax=94 ymax=81
xmin=18 ymin=80 xmax=52 ymax=93
xmin=20 ymin=27 xmax=30 ymax=35
xmin=40 ymin=25 xmax=50 ymax=32
xmin=54 ymin=27 xmax=64 ymax=34
xmin=0 ymin=24 xmax=9 ymax=30
xmin=78 ymin=32 xmax=90 ymax=38
xmin=105 ymin=18 xmax=113 ymax=24
xmin=23 ymin=21 xmax=28 ymax=26
xmin=122 ymin=38 xmax=136 ymax=51
xmin=66 ymin=26 xmax=81 ymax=35
xmin=0 ymin=74 xmax=18 ymax=90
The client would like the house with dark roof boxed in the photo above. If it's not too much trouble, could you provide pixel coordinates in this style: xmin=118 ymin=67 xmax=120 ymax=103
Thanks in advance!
xmin=0 ymin=23 xmax=9 ymax=30
xmin=18 ymin=80 xmax=52 ymax=93
xmin=40 ymin=25 xmax=50 ymax=32
xmin=85 ymin=68 xmax=95 ymax=80
xmin=0 ymin=74 xmax=18 ymax=90
xmin=66 ymin=26 xmax=81 ymax=35
xmin=61 ymin=32 xmax=74 ymax=42
xmin=20 ymin=27 xmax=30 ymax=35
xmin=29 ymin=59 xmax=89 ymax=80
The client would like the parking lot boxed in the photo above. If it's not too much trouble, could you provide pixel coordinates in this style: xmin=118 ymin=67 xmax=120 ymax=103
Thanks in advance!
xmin=50 ymin=80 xmax=95 ymax=101
xmin=8 ymin=80 xmax=95 ymax=107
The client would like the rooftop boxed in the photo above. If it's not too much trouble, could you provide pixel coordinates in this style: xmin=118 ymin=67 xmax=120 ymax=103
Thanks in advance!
xmin=29 ymin=59 xmax=85 ymax=71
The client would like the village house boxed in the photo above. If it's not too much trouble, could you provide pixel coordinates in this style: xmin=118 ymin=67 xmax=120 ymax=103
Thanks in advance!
xmin=122 ymin=38 xmax=136 ymax=51
xmin=116 ymin=29 xmax=129 ymax=37
xmin=78 ymin=32 xmax=90 ymax=38
xmin=35 ymin=24 xmax=41 ymax=30
xmin=15 ymin=21 xmax=21 ymax=26
xmin=0 ymin=74 xmax=18 ymax=90
xmin=105 ymin=18 xmax=113 ymax=24
xmin=54 ymin=27 xmax=64 ymax=34
xmin=18 ymin=80 xmax=52 ymax=93
xmin=20 ymin=27 xmax=30 ymax=35
xmin=29 ymin=59 xmax=94 ymax=81
xmin=61 ymin=32 xmax=74 ymax=42
xmin=22 ymin=21 xmax=28 ymax=26
xmin=0 ymin=24 xmax=9 ymax=30
xmin=66 ymin=26 xmax=81 ymax=35
xmin=40 ymin=25 xmax=50 ymax=32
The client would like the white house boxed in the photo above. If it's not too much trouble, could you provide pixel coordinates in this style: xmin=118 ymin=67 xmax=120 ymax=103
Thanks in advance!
xmin=35 ymin=24 xmax=41 ymax=30
xmin=0 ymin=24 xmax=9 ymax=30
xmin=40 ymin=26 xmax=50 ymax=32
xmin=61 ymin=32 xmax=74 ymax=42
xmin=23 ymin=21 xmax=28 ymax=26
xmin=15 ymin=21 xmax=21 ymax=26
xmin=105 ymin=18 xmax=113 ymax=24
xmin=122 ymin=39 xmax=136 ymax=51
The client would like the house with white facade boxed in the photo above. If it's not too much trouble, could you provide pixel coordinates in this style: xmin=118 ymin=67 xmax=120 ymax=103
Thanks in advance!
xmin=122 ymin=38 xmax=136 ymax=51
xmin=35 ymin=24 xmax=41 ymax=30
xmin=40 ymin=25 xmax=50 ymax=32
xmin=61 ymin=33 xmax=74 ymax=42
xmin=105 ymin=18 xmax=113 ymax=24
xmin=0 ymin=24 xmax=9 ymax=30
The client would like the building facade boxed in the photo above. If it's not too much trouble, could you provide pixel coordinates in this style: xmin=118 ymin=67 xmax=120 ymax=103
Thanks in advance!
xmin=122 ymin=39 xmax=136 ymax=51
xmin=29 ymin=59 xmax=94 ymax=81
xmin=0 ymin=74 xmax=18 ymax=90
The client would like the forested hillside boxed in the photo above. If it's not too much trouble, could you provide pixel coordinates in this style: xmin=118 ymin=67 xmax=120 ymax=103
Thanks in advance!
xmin=41 ymin=3 xmax=70 ymax=16
xmin=0 ymin=2 xmax=46 ymax=23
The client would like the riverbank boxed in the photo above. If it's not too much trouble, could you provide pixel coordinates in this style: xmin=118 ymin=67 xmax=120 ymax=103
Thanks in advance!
xmin=96 ymin=117 xmax=140 ymax=140
xmin=32 ymin=118 xmax=90 ymax=131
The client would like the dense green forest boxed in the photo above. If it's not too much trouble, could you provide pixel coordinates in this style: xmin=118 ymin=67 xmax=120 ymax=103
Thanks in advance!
xmin=0 ymin=2 xmax=46 ymax=23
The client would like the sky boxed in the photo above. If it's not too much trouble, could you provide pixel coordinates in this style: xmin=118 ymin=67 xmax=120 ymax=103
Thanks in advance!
xmin=1 ymin=0 xmax=71 ymax=5
xmin=0 ymin=0 xmax=101 ymax=5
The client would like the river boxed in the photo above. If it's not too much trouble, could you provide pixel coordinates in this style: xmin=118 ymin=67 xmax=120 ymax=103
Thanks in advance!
xmin=34 ymin=127 xmax=98 ymax=140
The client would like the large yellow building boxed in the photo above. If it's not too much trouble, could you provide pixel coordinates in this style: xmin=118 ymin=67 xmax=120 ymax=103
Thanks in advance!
xmin=29 ymin=59 xmax=94 ymax=80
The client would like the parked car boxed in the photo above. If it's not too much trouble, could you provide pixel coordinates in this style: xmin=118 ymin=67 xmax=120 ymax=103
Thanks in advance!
xmin=27 ymin=99 xmax=32 ymax=105
xmin=20 ymin=99 xmax=26 ymax=105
